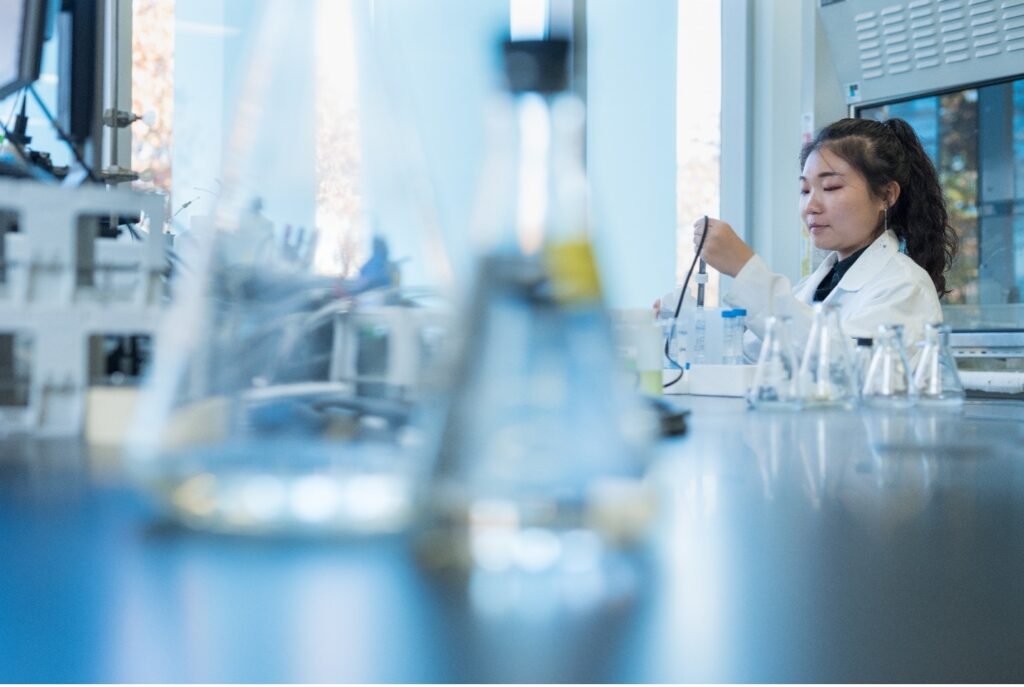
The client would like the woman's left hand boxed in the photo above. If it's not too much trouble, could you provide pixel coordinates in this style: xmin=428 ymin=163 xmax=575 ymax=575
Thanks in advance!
xmin=692 ymin=217 xmax=755 ymax=277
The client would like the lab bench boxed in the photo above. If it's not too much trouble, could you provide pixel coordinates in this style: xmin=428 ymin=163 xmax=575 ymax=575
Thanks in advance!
xmin=1 ymin=398 xmax=1024 ymax=682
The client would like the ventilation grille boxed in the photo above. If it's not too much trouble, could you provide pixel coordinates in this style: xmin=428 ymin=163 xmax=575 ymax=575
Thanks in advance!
xmin=821 ymin=0 xmax=1024 ymax=104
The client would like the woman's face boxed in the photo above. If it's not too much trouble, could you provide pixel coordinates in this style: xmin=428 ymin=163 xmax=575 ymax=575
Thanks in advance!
xmin=800 ymin=147 xmax=885 ymax=260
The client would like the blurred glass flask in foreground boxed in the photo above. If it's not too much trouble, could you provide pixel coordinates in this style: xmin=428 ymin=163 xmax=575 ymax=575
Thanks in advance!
xmin=129 ymin=0 xmax=450 ymax=538
xmin=422 ymin=38 xmax=657 ymax=577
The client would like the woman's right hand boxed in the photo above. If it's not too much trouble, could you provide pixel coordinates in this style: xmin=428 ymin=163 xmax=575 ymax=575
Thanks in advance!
xmin=693 ymin=217 xmax=755 ymax=278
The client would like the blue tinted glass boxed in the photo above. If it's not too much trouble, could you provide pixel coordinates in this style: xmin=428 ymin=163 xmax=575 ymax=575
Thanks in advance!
xmin=1016 ymin=214 xmax=1024 ymax=299
xmin=858 ymin=98 xmax=940 ymax=166
xmin=1015 ymin=80 xmax=1024 ymax=201
xmin=887 ymin=97 xmax=940 ymax=166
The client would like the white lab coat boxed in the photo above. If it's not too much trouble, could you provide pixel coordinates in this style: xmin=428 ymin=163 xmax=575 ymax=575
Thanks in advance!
xmin=725 ymin=230 xmax=942 ymax=356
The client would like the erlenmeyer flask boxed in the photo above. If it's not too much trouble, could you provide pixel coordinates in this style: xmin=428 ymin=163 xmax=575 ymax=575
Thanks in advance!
xmin=861 ymin=324 xmax=914 ymax=408
xmin=747 ymin=315 xmax=800 ymax=410
xmin=128 ymin=0 xmax=459 ymax=537
xmin=423 ymin=38 xmax=657 ymax=577
xmin=798 ymin=303 xmax=858 ymax=409
xmin=912 ymin=323 xmax=965 ymax=408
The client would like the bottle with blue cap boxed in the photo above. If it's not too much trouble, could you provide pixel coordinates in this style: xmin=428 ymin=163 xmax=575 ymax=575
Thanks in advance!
xmin=720 ymin=309 xmax=736 ymax=364
xmin=722 ymin=308 xmax=747 ymax=364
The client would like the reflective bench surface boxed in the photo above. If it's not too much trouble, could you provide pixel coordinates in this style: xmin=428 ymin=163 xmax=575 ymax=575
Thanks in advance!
xmin=2 ymin=398 xmax=1023 ymax=682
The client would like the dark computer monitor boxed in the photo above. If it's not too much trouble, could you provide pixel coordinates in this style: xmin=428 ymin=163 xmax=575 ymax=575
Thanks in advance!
xmin=56 ymin=0 xmax=103 ymax=146
xmin=0 ymin=0 xmax=48 ymax=101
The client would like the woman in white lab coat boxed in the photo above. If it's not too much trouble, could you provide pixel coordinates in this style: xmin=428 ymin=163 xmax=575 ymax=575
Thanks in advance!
xmin=694 ymin=117 xmax=957 ymax=351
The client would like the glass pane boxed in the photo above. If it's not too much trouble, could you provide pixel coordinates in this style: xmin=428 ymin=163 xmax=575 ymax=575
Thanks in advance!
xmin=938 ymin=90 xmax=979 ymax=306
xmin=860 ymin=77 xmax=1024 ymax=332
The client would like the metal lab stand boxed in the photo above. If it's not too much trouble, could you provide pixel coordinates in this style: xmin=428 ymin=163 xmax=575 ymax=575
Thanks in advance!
xmin=0 ymin=179 xmax=166 ymax=435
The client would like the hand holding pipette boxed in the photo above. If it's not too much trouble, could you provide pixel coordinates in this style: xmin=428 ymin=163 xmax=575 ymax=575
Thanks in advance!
xmin=691 ymin=217 xmax=754 ymax=278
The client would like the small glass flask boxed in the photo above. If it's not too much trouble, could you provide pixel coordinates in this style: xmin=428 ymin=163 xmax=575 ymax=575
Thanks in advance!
xmin=912 ymin=322 xmax=965 ymax=408
xmin=861 ymin=323 xmax=914 ymax=408
xmin=798 ymin=303 xmax=858 ymax=409
xmin=747 ymin=315 xmax=800 ymax=410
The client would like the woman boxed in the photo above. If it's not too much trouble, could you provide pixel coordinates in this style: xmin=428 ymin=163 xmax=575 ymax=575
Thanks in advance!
xmin=694 ymin=117 xmax=957 ymax=352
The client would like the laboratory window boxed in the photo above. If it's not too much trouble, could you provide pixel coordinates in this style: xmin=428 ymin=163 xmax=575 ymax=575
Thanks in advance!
xmin=676 ymin=0 xmax=722 ymax=304
xmin=860 ymin=76 xmax=1024 ymax=330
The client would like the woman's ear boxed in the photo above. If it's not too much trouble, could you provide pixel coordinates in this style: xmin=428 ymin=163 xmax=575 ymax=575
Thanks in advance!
xmin=885 ymin=181 xmax=901 ymax=207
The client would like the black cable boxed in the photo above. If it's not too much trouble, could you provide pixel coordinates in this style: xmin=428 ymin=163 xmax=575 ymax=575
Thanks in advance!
xmin=3 ymin=88 xmax=26 ymax=133
xmin=27 ymin=85 xmax=101 ymax=183
xmin=663 ymin=215 xmax=710 ymax=389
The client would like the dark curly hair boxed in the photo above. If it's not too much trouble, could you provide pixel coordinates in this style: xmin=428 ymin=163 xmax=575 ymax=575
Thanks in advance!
xmin=799 ymin=117 xmax=958 ymax=296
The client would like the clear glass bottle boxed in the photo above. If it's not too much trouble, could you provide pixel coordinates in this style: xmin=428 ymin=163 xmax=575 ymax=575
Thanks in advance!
xmin=720 ymin=309 xmax=737 ymax=364
xmin=733 ymin=308 xmax=747 ymax=362
xmin=690 ymin=306 xmax=707 ymax=365
xmin=673 ymin=311 xmax=689 ymax=367
xmin=912 ymin=322 xmax=965 ymax=408
xmin=423 ymin=38 xmax=657 ymax=576
xmin=657 ymin=286 xmax=691 ymax=370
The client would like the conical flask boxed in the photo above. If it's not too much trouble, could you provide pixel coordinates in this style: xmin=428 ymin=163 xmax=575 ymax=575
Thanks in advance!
xmin=861 ymin=324 xmax=914 ymax=408
xmin=128 ymin=0 xmax=456 ymax=537
xmin=423 ymin=38 xmax=657 ymax=577
xmin=912 ymin=323 xmax=965 ymax=408
xmin=798 ymin=303 xmax=858 ymax=409
xmin=747 ymin=315 xmax=800 ymax=410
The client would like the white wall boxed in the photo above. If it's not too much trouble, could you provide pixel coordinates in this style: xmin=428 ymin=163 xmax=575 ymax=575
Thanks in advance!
xmin=801 ymin=0 xmax=848 ymax=274
xmin=587 ymin=0 xmax=677 ymax=309
xmin=749 ymin=0 xmax=804 ymax=282
xmin=728 ymin=0 xmax=844 ymax=284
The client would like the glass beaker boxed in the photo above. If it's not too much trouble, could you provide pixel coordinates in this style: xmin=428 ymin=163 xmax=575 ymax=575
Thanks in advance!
xmin=861 ymin=324 xmax=914 ymax=408
xmin=747 ymin=315 xmax=800 ymax=410
xmin=912 ymin=323 xmax=965 ymax=408
xmin=798 ymin=303 xmax=858 ymax=409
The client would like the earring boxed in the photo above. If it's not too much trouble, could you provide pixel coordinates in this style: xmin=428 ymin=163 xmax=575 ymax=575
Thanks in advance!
xmin=884 ymin=204 xmax=888 ymax=233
